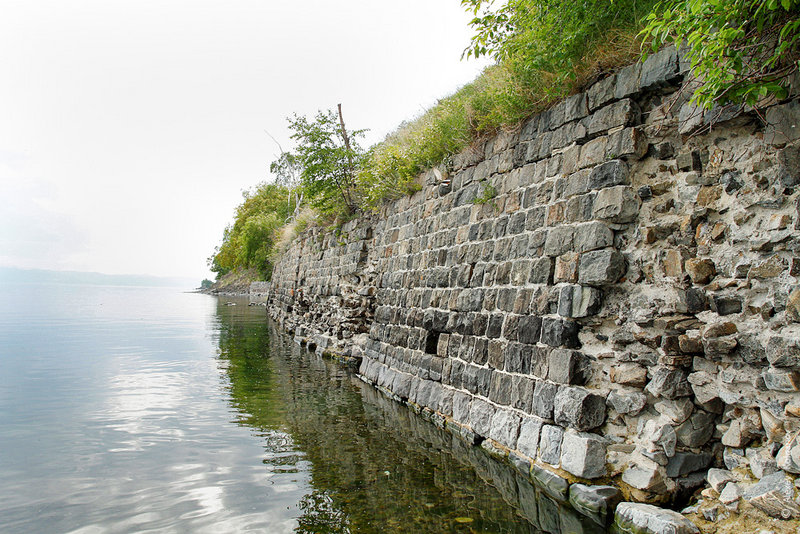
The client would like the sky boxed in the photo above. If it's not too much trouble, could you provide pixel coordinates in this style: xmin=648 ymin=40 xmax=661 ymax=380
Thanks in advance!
xmin=0 ymin=0 xmax=490 ymax=281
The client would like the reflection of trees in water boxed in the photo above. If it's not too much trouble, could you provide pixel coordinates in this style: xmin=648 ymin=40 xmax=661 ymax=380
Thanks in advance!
xmin=214 ymin=302 xmax=599 ymax=534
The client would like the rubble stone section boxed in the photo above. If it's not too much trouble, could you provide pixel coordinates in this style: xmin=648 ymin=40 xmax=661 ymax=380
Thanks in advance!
xmin=264 ymin=46 xmax=800 ymax=527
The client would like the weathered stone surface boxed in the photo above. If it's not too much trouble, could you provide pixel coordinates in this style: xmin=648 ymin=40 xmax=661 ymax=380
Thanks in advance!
xmin=468 ymin=398 xmax=496 ymax=438
xmin=539 ymin=424 xmax=564 ymax=465
xmin=610 ymin=363 xmax=647 ymax=387
xmin=533 ymin=380 xmax=558 ymax=420
xmin=707 ymin=468 xmax=736 ymax=492
xmin=608 ymin=390 xmax=647 ymax=416
xmin=578 ymin=249 xmax=626 ymax=286
xmin=561 ymin=431 xmax=607 ymax=479
xmin=665 ymin=452 xmax=712 ymax=478
xmin=676 ymin=411 xmax=716 ymax=447
xmin=777 ymin=431 xmax=800 ymax=474
xmin=531 ymin=463 xmax=570 ymax=501
xmin=621 ymin=465 xmax=669 ymax=493
xmin=593 ymin=186 xmax=640 ymax=223
xmin=685 ymin=258 xmax=716 ymax=285
xmin=541 ymin=317 xmax=580 ymax=348
xmin=554 ymin=387 xmax=606 ymax=431
xmin=548 ymin=348 xmax=593 ymax=385
xmin=573 ymin=221 xmax=614 ymax=253
xmin=558 ymin=285 xmax=602 ymax=318
xmin=614 ymin=502 xmax=699 ymax=534
xmin=645 ymin=367 xmax=692 ymax=399
xmin=488 ymin=408 xmax=522 ymax=449
xmin=764 ymin=368 xmax=800 ymax=392
xmin=742 ymin=471 xmax=800 ymax=519
xmin=765 ymin=100 xmax=800 ymax=145
xmin=516 ymin=416 xmax=544 ymax=458
xmin=569 ymin=484 xmax=621 ymax=526
xmin=639 ymin=46 xmax=680 ymax=90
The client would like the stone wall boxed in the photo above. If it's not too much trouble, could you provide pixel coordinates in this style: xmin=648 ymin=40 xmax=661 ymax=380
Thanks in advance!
xmin=265 ymin=47 xmax=800 ymax=528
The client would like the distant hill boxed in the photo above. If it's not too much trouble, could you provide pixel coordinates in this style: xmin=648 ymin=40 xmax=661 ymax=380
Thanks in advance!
xmin=0 ymin=267 xmax=197 ymax=289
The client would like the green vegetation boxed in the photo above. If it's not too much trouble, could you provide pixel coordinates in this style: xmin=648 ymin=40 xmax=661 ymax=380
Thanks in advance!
xmin=641 ymin=0 xmax=800 ymax=109
xmin=208 ymin=182 xmax=293 ymax=280
xmin=200 ymin=279 xmax=213 ymax=290
xmin=473 ymin=181 xmax=498 ymax=205
xmin=210 ymin=0 xmax=799 ymax=279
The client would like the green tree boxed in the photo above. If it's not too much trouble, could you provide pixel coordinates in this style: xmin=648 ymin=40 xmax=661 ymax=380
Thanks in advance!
xmin=641 ymin=0 xmax=800 ymax=109
xmin=287 ymin=105 xmax=365 ymax=217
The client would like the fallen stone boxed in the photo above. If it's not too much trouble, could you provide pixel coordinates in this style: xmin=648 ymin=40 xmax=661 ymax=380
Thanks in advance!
xmin=608 ymin=390 xmax=647 ymax=416
xmin=614 ymin=502 xmax=699 ymax=534
xmin=530 ymin=463 xmax=570 ymax=501
xmin=676 ymin=410 xmax=716 ymax=447
xmin=561 ymin=431 xmax=608 ymax=479
xmin=777 ymin=431 xmax=800 ymax=474
xmin=721 ymin=418 xmax=760 ymax=448
xmin=622 ymin=464 xmax=669 ymax=493
xmin=719 ymin=482 xmax=742 ymax=505
xmin=748 ymin=448 xmax=779 ymax=479
xmin=743 ymin=471 xmax=800 ymax=519
xmin=707 ymin=468 xmax=736 ymax=492
xmin=569 ymin=484 xmax=621 ymax=526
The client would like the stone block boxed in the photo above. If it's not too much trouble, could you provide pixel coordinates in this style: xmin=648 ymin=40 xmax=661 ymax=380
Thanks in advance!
xmin=765 ymin=100 xmax=800 ymax=145
xmin=554 ymin=387 xmax=606 ymax=431
xmin=565 ymin=92 xmax=589 ymax=122
xmin=614 ymin=502 xmax=699 ymax=534
xmin=555 ymin=252 xmax=580 ymax=283
xmin=615 ymin=61 xmax=641 ymax=99
xmin=573 ymin=221 xmax=614 ymax=253
xmin=578 ymin=249 xmax=626 ymax=286
xmin=489 ymin=408 xmax=522 ymax=450
xmin=539 ymin=424 xmax=564 ymax=465
xmin=468 ymin=397 xmax=496 ymax=438
xmin=588 ymin=74 xmax=617 ymax=111
xmin=675 ymin=410 xmax=716 ymax=447
xmin=548 ymin=348 xmax=592 ymax=385
xmin=541 ymin=317 xmax=581 ymax=348
xmin=710 ymin=295 xmax=742 ymax=316
xmin=544 ymin=226 xmax=575 ymax=257
xmin=579 ymin=136 xmax=608 ymax=168
xmin=776 ymin=432 xmax=800 ymax=474
xmin=621 ymin=465 xmax=669 ymax=493
xmin=592 ymin=186 xmax=640 ymax=223
xmin=558 ymin=284 xmax=603 ymax=318
xmin=588 ymin=99 xmax=640 ymax=137
xmin=639 ymin=46 xmax=680 ymax=90
xmin=645 ymin=366 xmax=692 ymax=399
xmin=742 ymin=471 xmax=800 ymax=519
xmin=607 ymin=127 xmax=648 ymax=160
xmin=489 ymin=372 xmax=513 ymax=406
xmin=531 ymin=463 xmax=570 ymax=501
xmin=665 ymin=452 xmax=713 ymax=478
xmin=530 ymin=256 xmax=555 ymax=284
xmin=685 ymin=258 xmax=716 ymax=284
xmin=610 ymin=362 xmax=647 ymax=387
xmin=569 ymin=484 xmax=621 ymax=526
xmin=561 ymin=431 xmax=607 ymax=479
xmin=511 ymin=375 xmax=535 ymax=412
xmin=588 ymin=159 xmax=629 ymax=190
xmin=763 ymin=368 xmax=800 ymax=392
xmin=607 ymin=390 xmax=646 ymax=416
xmin=518 ymin=315 xmax=543 ymax=344
xmin=533 ymin=380 xmax=558 ymax=419
xmin=516 ymin=416 xmax=543 ymax=458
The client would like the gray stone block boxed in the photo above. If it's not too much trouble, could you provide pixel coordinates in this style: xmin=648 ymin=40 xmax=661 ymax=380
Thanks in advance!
xmin=558 ymin=284 xmax=603 ymax=318
xmin=548 ymin=348 xmax=592 ymax=385
xmin=639 ymin=46 xmax=681 ymax=90
xmin=587 ymin=99 xmax=640 ymax=136
xmin=569 ymin=484 xmax=621 ymax=526
xmin=578 ymin=249 xmax=626 ymax=286
xmin=518 ymin=315 xmax=543 ymax=344
xmin=539 ymin=424 xmax=564 ymax=465
xmin=544 ymin=226 xmax=575 ymax=257
xmin=489 ymin=372 xmax=513 ymax=406
xmin=592 ymin=185 xmax=640 ymax=223
xmin=530 ymin=256 xmax=555 ymax=284
xmin=588 ymin=74 xmax=617 ymax=111
xmin=765 ymin=99 xmax=800 ymax=145
xmin=554 ymin=387 xmax=606 ymax=431
xmin=517 ymin=416 xmax=544 ymax=458
xmin=561 ymin=431 xmax=607 ymax=479
xmin=541 ymin=317 xmax=581 ymax=348
xmin=742 ymin=471 xmax=800 ymax=519
xmin=533 ymin=380 xmax=558 ymax=419
xmin=675 ymin=410 xmax=716 ymax=447
xmin=614 ymin=502 xmax=699 ymax=534
xmin=573 ymin=221 xmax=614 ymax=253
xmin=588 ymin=159 xmax=629 ymax=190
xmin=511 ymin=375 xmax=535 ymax=412
xmin=607 ymin=390 xmax=646 ymax=416
xmin=489 ymin=408 xmax=522 ymax=450
xmin=645 ymin=367 xmax=692 ymax=399
xmin=468 ymin=397 xmax=496 ymax=438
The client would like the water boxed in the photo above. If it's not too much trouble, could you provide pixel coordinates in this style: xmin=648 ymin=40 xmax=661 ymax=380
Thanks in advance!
xmin=0 ymin=282 xmax=601 ymax=533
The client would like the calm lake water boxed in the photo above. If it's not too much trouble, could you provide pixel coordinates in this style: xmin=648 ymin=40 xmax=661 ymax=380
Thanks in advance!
xmin=0 ymin=282 xmax=602 ymax=533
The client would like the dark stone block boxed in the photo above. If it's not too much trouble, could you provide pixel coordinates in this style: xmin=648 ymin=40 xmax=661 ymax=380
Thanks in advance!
xmin=518 ymin=316 xmax=543 ymax=344
xmin=511 ymin=375 xmax=535 ymax=413
xmin=639 ymin=46 xmax=680 ymax=89
xmin=505 ymin=342 xmax=532 ymax=374
xmin=676 ymin=150 xmax=702 ymax=172
xmin=533 ymin=380 xmax=559 ymax=420
xmin=487 ymin=314 xmax=505 ymax=338
xmin=588 ymin=160 xmax=628 ymax=190
xmin=490 ymin=372 xmax=513 ymax=406
xmin=541 ymin=317 xmax=581 ymax=348
xmin=548 ymin=348 xmax=593 ymax=385
xmin=554 ymin=387 xmax=607 ymax=431
xmin=665 ymin=452 xmax=713 ymax=478
xmin=710 ymin=295 xmax=743 ymax=316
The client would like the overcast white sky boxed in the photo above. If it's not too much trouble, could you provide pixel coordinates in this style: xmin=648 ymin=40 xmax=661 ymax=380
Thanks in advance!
xmin=0 ymin=0 xmax=490 ymax=281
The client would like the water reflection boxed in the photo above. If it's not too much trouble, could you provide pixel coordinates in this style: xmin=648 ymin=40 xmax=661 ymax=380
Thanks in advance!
xmin=215 ymin=299 xmax=607 ymax=533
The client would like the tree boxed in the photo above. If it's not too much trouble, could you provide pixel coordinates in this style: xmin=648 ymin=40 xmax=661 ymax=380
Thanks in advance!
xmin=641 ymin=0 xmax=800 ymax=109
xmin=287 ymin=105 xmax=365 ymax=217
